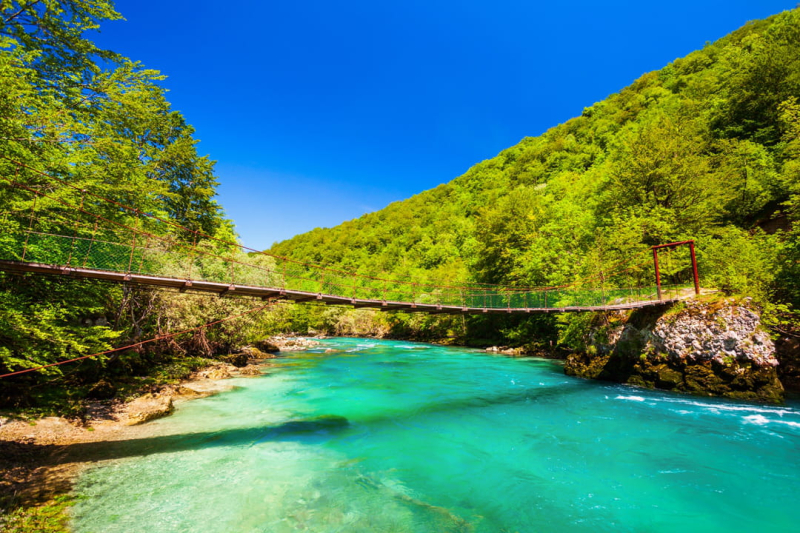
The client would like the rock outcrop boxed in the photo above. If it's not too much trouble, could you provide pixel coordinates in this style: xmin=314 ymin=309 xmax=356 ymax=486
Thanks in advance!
xmin=776 ymin=334 xmax=800 ymax=392
xmin=222 ymin=352 xmax=250 ymax=367
xmin=564 ymin=298 xmax=784 ymax=403
xmin=195 ymin=364 xmax=236 ymax=380
xmin=123 ymin=395 xmax=174 ymax=425
xmin=252 ymin=340 xmax=281 ymax=354
xmin=238 ymin=364 xmax=263 ymax=376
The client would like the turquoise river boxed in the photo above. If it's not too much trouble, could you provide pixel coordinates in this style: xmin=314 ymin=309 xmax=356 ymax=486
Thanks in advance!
xmin=72 ymin=338 xmax=800 ymax=532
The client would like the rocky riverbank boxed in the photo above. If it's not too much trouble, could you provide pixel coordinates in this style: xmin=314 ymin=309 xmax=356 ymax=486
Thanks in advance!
xmin=563 ymin=297 xmax=785 ymax=403
xmin=0 ymin=336 xmax=327 ymax=530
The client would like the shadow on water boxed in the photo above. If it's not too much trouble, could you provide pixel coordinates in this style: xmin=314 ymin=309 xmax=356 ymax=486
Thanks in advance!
xmin=3 ymin=381 xmax=590 ymax=468
xmin=5 ymin=415 xmax=352 ymax=467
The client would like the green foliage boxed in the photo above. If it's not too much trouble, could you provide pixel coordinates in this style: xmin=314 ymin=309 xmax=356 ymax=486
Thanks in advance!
xmin=0 ymin=1 xmax=235 ymax=404
xmin=269 ymin=8 xmax=800 ymax=341
xmin=556 ymin=313 xmax=597 ymax=352
xmin=1 ymin=494 xmax=77 ymax=533
xmin=0 ymin=274 xmax=120 ymax=376
xmin=699 ymin=227 xmax=781 ymax=301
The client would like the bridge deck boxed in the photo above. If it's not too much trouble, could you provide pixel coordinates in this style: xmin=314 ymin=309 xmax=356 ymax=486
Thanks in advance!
xmin=0 ymin=260 xmax=677 ymax=314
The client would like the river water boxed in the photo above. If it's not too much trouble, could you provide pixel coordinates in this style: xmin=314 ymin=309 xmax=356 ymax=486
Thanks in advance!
xmin=72 ymin=338 xmax=800 ymax=532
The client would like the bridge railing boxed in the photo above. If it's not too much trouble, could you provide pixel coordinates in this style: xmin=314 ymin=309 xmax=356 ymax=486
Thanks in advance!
xmin=0 ymin=170 xmax=689 ymax=311
xmin=0 ymin=220 xmax=688 ymax=310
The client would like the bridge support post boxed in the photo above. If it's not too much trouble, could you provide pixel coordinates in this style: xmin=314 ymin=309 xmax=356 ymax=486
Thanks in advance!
xmin=653 ymin=248 xmax=662 ymax=301
xmin=689 ymin=241 xmax=700 ymax=295
xmin=651 ymin=240 xmax=700 ymax=301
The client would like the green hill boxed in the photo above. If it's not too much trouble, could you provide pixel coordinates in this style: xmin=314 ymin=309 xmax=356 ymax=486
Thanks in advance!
xmin=270 ymin=9 xmax=800 ymax=314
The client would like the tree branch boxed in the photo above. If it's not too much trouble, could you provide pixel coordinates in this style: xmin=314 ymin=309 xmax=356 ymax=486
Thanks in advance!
xmin=3 ymin=0 xmax=41 ymax=25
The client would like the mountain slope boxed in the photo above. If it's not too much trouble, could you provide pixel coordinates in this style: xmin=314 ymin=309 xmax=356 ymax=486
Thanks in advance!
xmin=270 ymin=9 xmax=800 ymax=307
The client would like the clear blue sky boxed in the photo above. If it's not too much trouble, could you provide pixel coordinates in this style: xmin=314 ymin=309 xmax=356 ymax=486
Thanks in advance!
xmin=93 ymin=0 xmax=796 ymax=249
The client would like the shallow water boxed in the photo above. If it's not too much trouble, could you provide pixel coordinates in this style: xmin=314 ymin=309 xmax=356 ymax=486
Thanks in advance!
xmin=72 ymin=338 xmax=800 ymax=532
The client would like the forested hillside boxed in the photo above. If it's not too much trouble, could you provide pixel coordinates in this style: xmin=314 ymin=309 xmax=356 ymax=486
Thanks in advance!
xmin=271 ymin=9 xmax=800 ymax=320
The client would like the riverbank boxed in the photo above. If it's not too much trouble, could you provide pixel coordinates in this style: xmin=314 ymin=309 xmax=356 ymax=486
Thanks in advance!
xmin=0 ymin=350 xmax=291 ymax=532
xmin=0 ymin=334 xmax=332 ymax=531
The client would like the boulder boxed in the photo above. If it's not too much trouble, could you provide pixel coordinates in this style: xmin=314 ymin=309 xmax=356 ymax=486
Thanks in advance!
xmin=124 ymin=395 xmax=174 ymax=425
xmin=206 ymin=367 xmax=232 ymax=380
xmin=222 ymin=352 xmax=249 ymax=367
xmin=196 ymin=364 xmax=234 ymax=380
xmin=252 ymin=340 xmax=281 ymax=353
xmin=238 ymin=365 xmax=263 ymax=376
xmin=265 ymin=336 xmax=321 ymax=351
xmin=564 ymin=298 xmax=784 ymax=403
xmin=171 ymin=385 xmax=214 ymax=399
xmin=240 ymin=346 xmax=273 ymax=359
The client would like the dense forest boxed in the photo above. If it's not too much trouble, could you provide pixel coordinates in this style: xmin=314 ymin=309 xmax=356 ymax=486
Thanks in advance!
xmin=0 ymin=0 xmax=270 ymax=411
xmin=0 ymin=2 xmax=799 ymax=411
xmin=271 ymin=8 xmax=800 ymax=344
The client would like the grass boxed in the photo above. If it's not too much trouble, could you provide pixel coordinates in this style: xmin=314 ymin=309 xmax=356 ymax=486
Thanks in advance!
xmin=1 ymin=495 xmax=78 ymax=533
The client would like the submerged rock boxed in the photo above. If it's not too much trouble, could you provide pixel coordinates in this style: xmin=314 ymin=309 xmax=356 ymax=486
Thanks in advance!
xmin=273 ymin=415 xmax=350 ymax=435
xmin=564 ymin=298 xmax=784 ymax=403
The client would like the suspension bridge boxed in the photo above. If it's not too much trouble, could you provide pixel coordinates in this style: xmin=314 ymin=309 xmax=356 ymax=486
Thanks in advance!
xmin=0 ymin=157 xmax=699 ymax=316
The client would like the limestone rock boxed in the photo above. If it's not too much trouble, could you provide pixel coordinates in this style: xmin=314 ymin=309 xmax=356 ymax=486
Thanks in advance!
xmin=252 ymin=339 xmax=281 ymax=353
xmin=564 ymin=298 xmax=784 ymax=403
xmin=196 ymin=364 xmax=234 ymax=380
xmin=124 ymin=395 xmax=174 ymax=425
xmin=171 ymin=385 xmax=214 ymax=399
xmin=240 ymin=346 xmax=274 ymax=359
xmin=485 ymin=346 xmax=526 ymax=357
xmin=222 ymin=352 xmax=249 ymax=367
xmin=266 ymin=336 xmax=320 ymax=352
xmin=206 ymin=367 xmax=232 ymax=380
xmin=238 ymin=365 xmax=263 ymax=376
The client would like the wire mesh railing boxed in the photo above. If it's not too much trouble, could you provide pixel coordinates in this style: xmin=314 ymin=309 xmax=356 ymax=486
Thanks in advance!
xmin=0 ymin=159 xmax=691 ymax=312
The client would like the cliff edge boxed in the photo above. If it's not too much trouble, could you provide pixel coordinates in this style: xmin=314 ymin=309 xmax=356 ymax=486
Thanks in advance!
xmin=564 ymin=298 xmax=784 ymax=403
